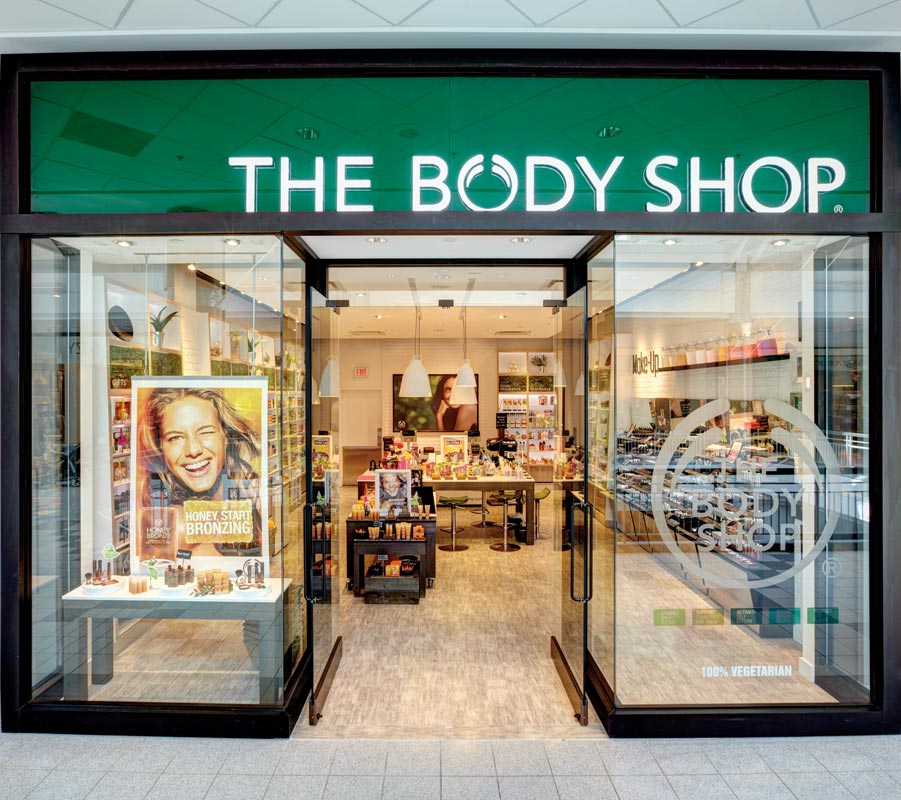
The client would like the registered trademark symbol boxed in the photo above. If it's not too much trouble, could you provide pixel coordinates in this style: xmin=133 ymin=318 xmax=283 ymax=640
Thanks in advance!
xmin=822 ymin=557 xmax=842 ymax=578
xmin=834 ymin=204 xmax=844 ymax=213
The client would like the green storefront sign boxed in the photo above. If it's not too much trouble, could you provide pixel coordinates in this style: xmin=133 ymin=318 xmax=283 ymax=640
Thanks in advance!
xmin=31 ymin=76 xmax=870 ymax=215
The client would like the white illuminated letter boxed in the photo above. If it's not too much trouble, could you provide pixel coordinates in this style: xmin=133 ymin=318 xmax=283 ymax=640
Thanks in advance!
xmin=739 ymin=157 xmax=802 ymax=213
xmin=644 ymin=156 xmax=682 ymax=212
xmin=457 ymin=154 xmax=518 ymax=212
xmin=337 ymin=156 xmax=374 ymax=212
xmin=689 ymin=157 xmax=735 ymax=212
xmin=280 ymin=156 xmax=324 ymax=212
xmin=229 ymin=156 xmax=274 ymax=213
xmin=526 ymin=156 xmax=575 ymax=212
xmin=412 ymin=156 xmax=451 ymax=212
xmin=806 ymin=158 xmax=846 ymax=212
xmin=574 ymin=156 xmax=623 ymax=212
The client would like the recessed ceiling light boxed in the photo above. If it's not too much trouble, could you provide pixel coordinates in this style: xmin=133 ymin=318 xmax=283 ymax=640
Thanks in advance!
xmin=52 ymin=293 xmax=60 ymax=298
xmin=498 ymin=314 xmax=507 ymax=319
xmin=597 ymin=125 xmax=622 ymax=138
xmin=219 ymin=281 xmax=225 ymax=286
xmin=848 ymin=315 xmax=856 ymax=320
xmin=435 ymin=274 xmax=450 ymax=280
xmin=224 ymin=238 xmax=241 ymax=247
xmin=498 ymin=274 xmax=506 ymax=278
xmin=663 ymin=238 xmax=678 ymax=246
xmin=356 ymin=292 xmax=366 ymax=297
xmin=772 ymin=238 xmax=789 ymax=247
xmin=374 ymin=314 xmax=384 ymax=319
xmin=387 ymin=273 xmax=397 ymax=279
xmin=296 ymin=127 xmax=320 ymax=140
xmin=116 ymin=239 xmax=133 ymax=248
xmin=510 ymin=236 xmax=531 ymax=244
xmin=367 ymin=236 xmax=387 ymax=244
xmin=187 ymin=262 xmax=196 ymax=271
xmin=443 ymin=237 xmax=458 ymax=243
xmin=695 ymin=261 xmax=704 ymax=267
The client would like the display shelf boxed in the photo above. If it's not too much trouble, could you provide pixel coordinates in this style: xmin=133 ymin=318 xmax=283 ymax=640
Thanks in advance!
xmin=658 ymin=353 xmax=789 ymax=373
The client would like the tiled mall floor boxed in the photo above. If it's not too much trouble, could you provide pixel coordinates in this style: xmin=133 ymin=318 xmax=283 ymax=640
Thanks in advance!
xmin=0 ymin=733 xmax=899 ymax=800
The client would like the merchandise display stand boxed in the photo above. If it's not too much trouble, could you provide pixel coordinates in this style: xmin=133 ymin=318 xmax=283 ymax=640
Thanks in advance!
xmin=345 ymin=516 xmax=437 ymax=594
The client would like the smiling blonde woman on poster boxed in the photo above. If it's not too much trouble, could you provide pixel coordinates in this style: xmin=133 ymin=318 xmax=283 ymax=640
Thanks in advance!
xmin=135 ymin=387 xmax=263 ymax=557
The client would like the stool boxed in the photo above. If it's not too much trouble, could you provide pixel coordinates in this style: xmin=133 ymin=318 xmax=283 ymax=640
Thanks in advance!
xmin=487 ymin=490 xmax=521 ymax=552
xmin=470 ymin=490 xmax=499 ymax=528
xmin=438 ymin=496 xmax=469 ymax=552
xmin=533 ymin=487 xmax=550 ymax=539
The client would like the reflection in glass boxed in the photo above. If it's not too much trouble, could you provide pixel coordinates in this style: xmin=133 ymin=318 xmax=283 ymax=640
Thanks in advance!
xmin=611 ymin=235 xmax=869 ymax=707
xmin=30 ymin=236 xmax=306 ymax=706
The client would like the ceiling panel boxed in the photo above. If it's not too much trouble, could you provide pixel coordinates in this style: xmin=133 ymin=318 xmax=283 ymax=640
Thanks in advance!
xmin=402 ymin=0 xmax=532 ymax=26
xmin=259 ymin=0 xmax=391 ymax=27
xmin=545 ymin=0 xmax=678 ymax=28
xmin=40 ymin=0 xmax=125 ymax=27
xmin=302 ymin=234 xmax=594 ymax=260
xmin=119 ymin=0 xmax=245 ymax=29
xmin=809 ymin=0 xmax=899 ymax=28
xmin=690 ymin=0 xmax=817 ymax=28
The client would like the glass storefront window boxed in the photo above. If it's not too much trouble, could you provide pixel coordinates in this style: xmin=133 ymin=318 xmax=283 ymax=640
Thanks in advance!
xmin=30 ymin=235 xmax=306 ymax=705
xmin=609 ymin=234 xmax=870 ymax=706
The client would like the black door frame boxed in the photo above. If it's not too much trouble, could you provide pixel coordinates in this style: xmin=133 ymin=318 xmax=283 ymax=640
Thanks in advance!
xmin=1 ymin=49 xmax=899 ymax=739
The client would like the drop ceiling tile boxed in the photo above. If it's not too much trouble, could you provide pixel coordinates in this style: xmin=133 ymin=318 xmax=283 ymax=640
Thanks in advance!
xmin=259 ymin=0 xmax=390 ymax=27
xmin=547 ymin=0 xmax=676 ymax=28
xmin=690 ymin=0 xmax=817 ymax=28
xmin=505 ymin=0 xmax=586 ymax=25
xmin=0 ymin=1 xmax=104 ymax=30
xmin=42 ymin=0 xmax=126 ymax=27
xmin=353 ymin=0 xmax=437 ymax=24
xmin=193 ymin=0 xmax=263 ymax=24
xmin=402 ymin=0 xmax=533 ymax=27
xmin=658 ymin=0 xmax=743 ymax=25
xmin=821 ymin=0 xmax=901 ymax=29
xmin=119 ymin=0 xmax=245 ymax=29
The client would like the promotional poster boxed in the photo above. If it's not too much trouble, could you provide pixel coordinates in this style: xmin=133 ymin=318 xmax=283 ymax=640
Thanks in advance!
xmin=129 ymin=376 xmax=269 ymax=577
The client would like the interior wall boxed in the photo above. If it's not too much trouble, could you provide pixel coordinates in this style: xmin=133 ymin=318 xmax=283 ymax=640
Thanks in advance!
xmin=337 ymin=335 xmax=553 ymax=454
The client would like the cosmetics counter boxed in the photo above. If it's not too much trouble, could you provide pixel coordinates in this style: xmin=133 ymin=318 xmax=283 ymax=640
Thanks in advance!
xmin=615 ymin=429 xmax=801 ymax=638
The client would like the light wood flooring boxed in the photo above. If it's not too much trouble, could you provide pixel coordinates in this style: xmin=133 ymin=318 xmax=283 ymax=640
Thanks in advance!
xmin=88 ymin=485 xmax=837 ymax=730
xmin=298 ymin=488 xmax=596 ymax=739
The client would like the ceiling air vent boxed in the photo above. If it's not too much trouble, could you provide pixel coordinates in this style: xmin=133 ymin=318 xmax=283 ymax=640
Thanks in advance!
xmin=349 ymin=330 xmax=386 ymax=336
xmin=495 ymin=330 xmax=531 ymax=336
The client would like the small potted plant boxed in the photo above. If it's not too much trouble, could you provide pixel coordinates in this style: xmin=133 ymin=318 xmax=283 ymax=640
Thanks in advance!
xmin=530 ymin=353 xmax=549 ymax=374
xmin=247 ymin=335 xmax=257 ymax=363
xmin=149 ymin=306 xmax=178 ymax=348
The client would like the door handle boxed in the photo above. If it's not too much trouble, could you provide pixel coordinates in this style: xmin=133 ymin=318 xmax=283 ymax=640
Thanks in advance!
xmin=584 ymin=502 xmax=594 ymax=603
xmin=303 ymin=503 xmax=315 ymax=603
xmin=568 ymin=500 xmax=580 ymax=602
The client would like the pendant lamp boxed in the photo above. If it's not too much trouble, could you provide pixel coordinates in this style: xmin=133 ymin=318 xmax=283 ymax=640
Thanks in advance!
xmin=311 ymin=376 xmax=321 ymax=405
xmin=318 ymin=356 xmax=339 ymax=397
xmin=553 ymin=359 xmax=567 ymax=388
xmin=454 ymin=306 xmax=477 ymax=388
xmin=574 ymin=372 xmax=585 ymax=397
xmin=399 ymin=309 xmax=432 ymax=397
xmin=449 ymin=382 xmax=478 ymax=406
xmin=318 ymin=305 xmax=340 ymax=398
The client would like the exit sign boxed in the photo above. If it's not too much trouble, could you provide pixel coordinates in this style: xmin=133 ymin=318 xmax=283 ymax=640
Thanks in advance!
xmin=354 ymin=367 xmax=368 ymax=379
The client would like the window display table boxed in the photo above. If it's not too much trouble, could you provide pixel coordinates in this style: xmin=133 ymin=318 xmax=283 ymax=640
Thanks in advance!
xmin=61 ymin=579 xmax=289 ymax=705
xmin=424 ymin=474 xmax=537 ymax=545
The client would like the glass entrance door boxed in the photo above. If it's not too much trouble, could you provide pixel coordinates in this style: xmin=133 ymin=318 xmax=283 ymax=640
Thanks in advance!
xmin=306 ymin=287 xmax=342 ymax=723
xmin=551 ymin=281 xmax=592 ymax=723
